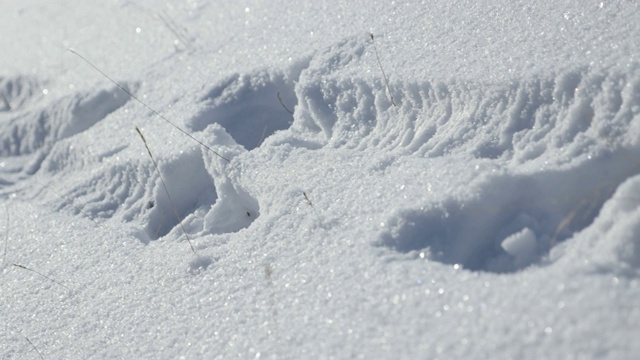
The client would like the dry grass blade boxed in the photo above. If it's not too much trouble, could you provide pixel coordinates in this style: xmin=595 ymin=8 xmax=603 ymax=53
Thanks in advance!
xmin=302 ymin=191 xmax=323 ymax=224
xmin=33 ymin=180 xmax=103 ymax=229
xmin=13 ymin=264 xmax=69 ymax=290
xmin=369 ymin=33 xmax=396 ymax=107
xmin=550 ymin=189 xmax=605 ymax=247
xmin=3 ymin=204 xmax=8 ymax=268
xmin=264 ymin=263 xmax=279 ymax=342
xmin=157 ymin=10 xmax=192 ymax=50
xmin=22 ymin=334 xmax=45 ymax=360
xmin=255 ymin=124 xmax=268 ymax=148
xmin=68 ymin=49 xmax=229 ymax=162
xmin=303 ymin=192 xmax=313 ymax=207
xmin=1 ymin=94 xmax=10 ymax=110
xmin=135 ymin=127 xmax=196 ymax=253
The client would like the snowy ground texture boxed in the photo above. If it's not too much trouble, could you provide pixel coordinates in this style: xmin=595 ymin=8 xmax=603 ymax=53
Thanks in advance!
xmin=2 ymin=1 xmax=640 ymax=358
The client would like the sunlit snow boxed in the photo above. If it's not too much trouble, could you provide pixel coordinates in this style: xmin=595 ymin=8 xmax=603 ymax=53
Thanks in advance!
xmin=1 ymin=1 xmax=640 ymax=359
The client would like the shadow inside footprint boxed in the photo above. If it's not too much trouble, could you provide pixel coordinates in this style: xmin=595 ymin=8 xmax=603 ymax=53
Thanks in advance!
xmin=187 ymin=71 xmax=296 ymax=150
xmin=379 ymin=150 xmax=640 ymax=273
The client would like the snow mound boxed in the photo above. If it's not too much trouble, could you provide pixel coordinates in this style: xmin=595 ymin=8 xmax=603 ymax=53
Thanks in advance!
xmin=0 ymin=83 xmax=131 ymax=183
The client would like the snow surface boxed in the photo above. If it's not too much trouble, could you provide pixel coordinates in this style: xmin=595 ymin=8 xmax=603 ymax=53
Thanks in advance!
xmin=1 ymin=0 xmax=640 ymax=358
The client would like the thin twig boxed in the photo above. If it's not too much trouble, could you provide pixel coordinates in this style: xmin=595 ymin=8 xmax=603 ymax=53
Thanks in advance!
xmin=370 ymin=33 xmax=396 ymax=106
xmin=135 ymin=127 xmax=196 ymax=253
xmin=13 ymin=264 xmax=69 ymax=290
xmin=277 ymin=92 xmax=294 ymax=115
xmin=68 ymin=49 xmax=229 ymax=162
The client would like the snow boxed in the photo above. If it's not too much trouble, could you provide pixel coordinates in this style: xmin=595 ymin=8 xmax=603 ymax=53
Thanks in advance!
xmin=1 ymin=0 xmax=640 ymax=358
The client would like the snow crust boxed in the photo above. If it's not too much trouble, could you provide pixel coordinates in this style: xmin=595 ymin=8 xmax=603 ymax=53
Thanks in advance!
xmin=1 ymin=1 xmax=640 ymax=358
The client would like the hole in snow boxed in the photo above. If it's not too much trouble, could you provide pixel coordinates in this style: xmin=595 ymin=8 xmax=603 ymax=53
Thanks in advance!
xmin=141 ymin=148 xmax=260 ymax=242
xmin=142 ymin=149 xmax=217 ymax=241
xmin=186 ymin=70 xmax=296 ymax=150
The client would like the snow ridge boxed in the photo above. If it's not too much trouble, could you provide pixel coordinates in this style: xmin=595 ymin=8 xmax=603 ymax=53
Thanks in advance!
xmin=2 ymin=34 xmax=639 ymax=273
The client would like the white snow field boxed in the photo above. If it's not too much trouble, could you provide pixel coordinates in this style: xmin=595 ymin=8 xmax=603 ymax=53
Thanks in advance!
xmin=1 ymin=0 xmax=640 ymax=358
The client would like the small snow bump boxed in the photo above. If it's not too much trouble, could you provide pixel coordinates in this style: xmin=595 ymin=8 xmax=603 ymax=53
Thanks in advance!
xmin=189 ymin=255 xmax=213 ymax=274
